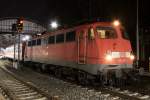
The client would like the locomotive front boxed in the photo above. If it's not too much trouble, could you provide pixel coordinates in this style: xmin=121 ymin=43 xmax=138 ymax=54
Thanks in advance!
xmin=86 ymin=20 xmax=134 ymax=79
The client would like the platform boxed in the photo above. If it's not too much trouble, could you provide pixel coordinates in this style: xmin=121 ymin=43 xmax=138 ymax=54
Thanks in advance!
xmin=0 ymin=93 xmax=5 ymax=100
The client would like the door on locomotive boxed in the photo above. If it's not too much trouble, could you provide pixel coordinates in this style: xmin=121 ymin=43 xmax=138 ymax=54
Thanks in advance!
xmin=22 ymin=42 xmax=26 ymax=61
xmin=77 ymin=30 xmax=87 ymax=64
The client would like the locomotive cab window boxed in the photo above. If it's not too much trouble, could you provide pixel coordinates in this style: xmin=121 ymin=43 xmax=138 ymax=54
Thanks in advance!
xmin=96 ymin=27 xmax=117 ymax=39
xmin=88 ymin=27 xmax=95 ymax=40
xmin=56 ymin=34 xmax=64 ymax=43
xmin=66 ymin=31 xmax=76 ymax=42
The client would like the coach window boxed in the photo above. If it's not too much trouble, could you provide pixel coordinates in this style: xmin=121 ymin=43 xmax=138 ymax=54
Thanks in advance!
xmin=28 ymin=41 xmax=31 ymax=46
xmin=48 ymin=36 xmax=55 ymax=44
xmin=32 ymin=40 xmax=36 ymax=46
xmin=88 ymin=27 xmax=95 ymax=40
xmin=41 ymin=38 xmax=48 ymax=45
xmin=97 ymin=30 xmax=105 ymax=39
xmin=56 ymin=34 xmax=64 ymax=43
xmin=37 ymin=39 xmax=41 ymax=45
xmin=66 ymin=31 xmax=76 ymax=42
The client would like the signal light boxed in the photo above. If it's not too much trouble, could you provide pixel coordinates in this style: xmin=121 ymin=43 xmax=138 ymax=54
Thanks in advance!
xmin=17 ymin=17 xmax=24 ymax=31
xmin=20 ymin=20 xmax=23 ymax=24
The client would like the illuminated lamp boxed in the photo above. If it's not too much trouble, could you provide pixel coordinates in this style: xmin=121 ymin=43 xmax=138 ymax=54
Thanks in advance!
xmin=130 ymin=54 xmax=135 ymax=60
xmin=105 ymin=54 xmax=112 ymax=61
xmin=51 ymin=21 xmax=58 ymax=29
xmin=113 ymin=20 xmax=120 ymax=26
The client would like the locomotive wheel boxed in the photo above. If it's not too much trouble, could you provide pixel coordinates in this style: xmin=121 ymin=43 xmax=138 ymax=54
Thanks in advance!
xmin=78 ymin=71 xmax=89 ymax=85
xmin=55 ymin=68 xmax=62 ymax=78
xmin=41 ymin=64 xmax=47 ymax=73
xmin=36 ymin=67 xmax=42 ymax=72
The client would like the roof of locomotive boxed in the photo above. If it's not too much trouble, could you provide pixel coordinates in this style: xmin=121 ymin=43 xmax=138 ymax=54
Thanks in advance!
xmin=32 ymin=21 xmax=113 ymax=39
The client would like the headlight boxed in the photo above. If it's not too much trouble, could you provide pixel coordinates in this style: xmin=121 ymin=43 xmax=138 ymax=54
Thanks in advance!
xmin=130 ymin=54 xmax=135 ymax=60
xmin=105 ymin=54 xmax=112 ymax=61
xmin=105 ymin=50 xmax=112 ymax=61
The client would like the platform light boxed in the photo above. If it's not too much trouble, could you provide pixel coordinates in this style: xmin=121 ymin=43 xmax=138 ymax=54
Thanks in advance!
xmin=22 ymin=35 xmax=30 ymax=41
xmin=113 ymin=20 xmax=120 ymax=26
xmin=50 ymin=21 xmax=58 ymax=29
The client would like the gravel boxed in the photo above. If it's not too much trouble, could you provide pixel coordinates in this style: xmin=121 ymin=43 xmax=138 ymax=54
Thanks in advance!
xmin=0 ymin=60 xmax=122 ymax=100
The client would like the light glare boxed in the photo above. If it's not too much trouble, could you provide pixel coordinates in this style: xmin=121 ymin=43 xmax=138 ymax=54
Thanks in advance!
xmin=22 ymin=35 xmax=30 ymax=41
xmin=51 ymin=21 xmax=58 ymax=28
xmin=105 ymin=55 xmax=112 ymax=61
xmin=113 ymin=20 xmax=120 ymax=26
xmin=20 ymin=20 xmax=23 ymax=24
xmin=130 ymin=55 xmax=135 ymax=60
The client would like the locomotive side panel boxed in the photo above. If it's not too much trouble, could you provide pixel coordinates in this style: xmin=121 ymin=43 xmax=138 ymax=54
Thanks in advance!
xmin=24 ymin=21 xmax=134 ymax=76
xmin=25 ymin=34 xmax=78 ymax=68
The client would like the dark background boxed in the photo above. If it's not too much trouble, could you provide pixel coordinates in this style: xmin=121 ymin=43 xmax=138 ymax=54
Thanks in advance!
xmin=0 ymin=0 xmax=148 ymax=31
xmin=0 ymin=0 xmax=149 ymax=56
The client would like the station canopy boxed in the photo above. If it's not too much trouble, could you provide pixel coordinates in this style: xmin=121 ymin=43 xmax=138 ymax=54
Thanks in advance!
xmin=0 ymin=17 xmax=47 ymax=48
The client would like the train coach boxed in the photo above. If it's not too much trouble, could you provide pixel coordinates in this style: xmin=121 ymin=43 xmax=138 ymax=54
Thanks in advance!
xmin=5 ymin=20 xmax=135 ymax=84
xmin=4 ymin=44 xmax=23 ymax=60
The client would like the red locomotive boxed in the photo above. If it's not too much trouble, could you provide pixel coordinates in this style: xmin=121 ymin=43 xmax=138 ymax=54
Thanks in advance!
xmin=4 ymin=20 xmax=135 ymax=84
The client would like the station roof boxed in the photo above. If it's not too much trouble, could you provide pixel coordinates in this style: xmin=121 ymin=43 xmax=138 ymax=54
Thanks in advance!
xmin=0 ymin=17 xmax=47 ymax=48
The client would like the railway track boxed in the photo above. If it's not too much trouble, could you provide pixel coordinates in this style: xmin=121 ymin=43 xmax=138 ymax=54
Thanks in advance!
xmin=1 ymin=60 xmax=150 ymax=100
xmin=99 ymin=86 xmax=150 ymax=100
xmin=37 ymin=71 xmax=150 ymax=100
xmin=58 ymin=78 xmax=150 ymax=100
xmin=0 ymin=67 xmax=51 ymax=100
xmin=46 ymin=70 xmax=150 ymax=100
xmin=0 ymin=64 xmax=123 ymax=100
xmin=48 ymin=72 xmax=150 ymax=100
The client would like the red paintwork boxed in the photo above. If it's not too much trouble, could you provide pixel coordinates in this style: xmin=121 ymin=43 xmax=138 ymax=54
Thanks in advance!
xmin=25 ymin=22 xmax=133 ymax=66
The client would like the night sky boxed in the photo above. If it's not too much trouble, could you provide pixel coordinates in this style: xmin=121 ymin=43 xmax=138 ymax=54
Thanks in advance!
xmin=0 ymin=0 xmax=149 ymax=28
xmin=0 ymin=0 xmax=149 ymax=45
